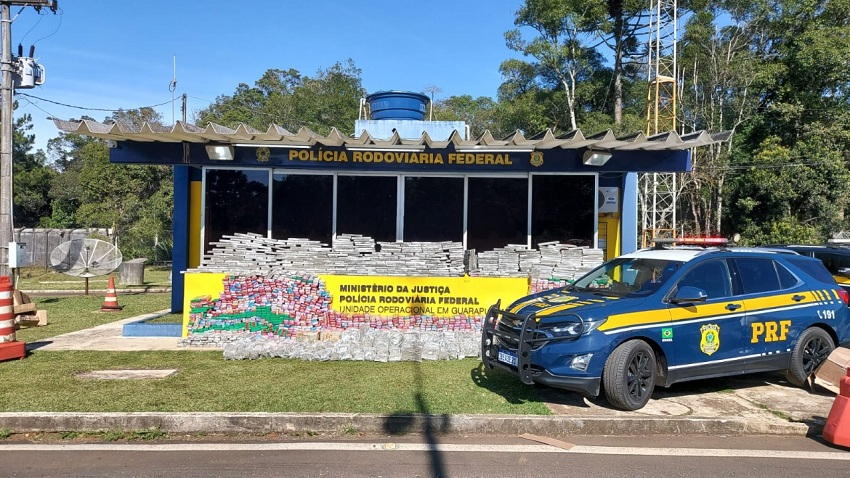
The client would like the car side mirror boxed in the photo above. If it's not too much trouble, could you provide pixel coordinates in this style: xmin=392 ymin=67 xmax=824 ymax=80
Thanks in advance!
xmin=670 ymin=286 xmax=708 ymax=304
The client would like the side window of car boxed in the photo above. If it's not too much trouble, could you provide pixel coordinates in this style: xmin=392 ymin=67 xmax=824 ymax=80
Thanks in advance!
xmin=838 ymin=251 xmax=850 ymax=271
xmin=735 ymin=257 xmax=782 ymax=294
xmin=775 ymin=261 xmax=800 ymax=289
xmin=785 ymin=256 xmax=836 ymax=283
xmin=676 ymin=260 xmax=732 ymax=299
xmin=813 ymin=252 xmax=840 ymax=274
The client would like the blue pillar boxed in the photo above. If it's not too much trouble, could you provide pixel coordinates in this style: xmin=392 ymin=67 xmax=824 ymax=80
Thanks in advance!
xmin=621 ymin=172 xmax=639 ymax=254
xmin=171 ymin=165 xmax=190 ymax=313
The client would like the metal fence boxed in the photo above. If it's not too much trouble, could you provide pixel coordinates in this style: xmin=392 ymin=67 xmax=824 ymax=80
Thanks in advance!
xmin=13 ymin=228 xmax=111 ymax=270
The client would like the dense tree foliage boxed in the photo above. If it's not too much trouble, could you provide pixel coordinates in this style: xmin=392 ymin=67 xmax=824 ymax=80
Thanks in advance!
xmin=717 ymin=0 xmax=850 ymax=243
xmin=195 ymin=59 xmax=366 ymax=135
xmin=13 ymin=110 xmax=55 ymax=227
xmin=499 ymin=0 xmax=850 ymax=244
xmin=44 ymin=109 xmax=173 ymax=261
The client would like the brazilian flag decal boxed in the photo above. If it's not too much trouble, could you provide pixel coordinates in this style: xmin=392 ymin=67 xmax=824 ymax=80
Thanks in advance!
xmin=662 ymin=327 xmax=673 ymax=341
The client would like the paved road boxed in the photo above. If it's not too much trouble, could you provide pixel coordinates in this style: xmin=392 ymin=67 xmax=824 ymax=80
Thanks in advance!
xmin=2 ymin=435 xmax=848 ymax=477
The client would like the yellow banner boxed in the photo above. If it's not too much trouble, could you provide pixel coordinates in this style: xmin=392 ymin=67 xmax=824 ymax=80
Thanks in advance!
xmin=321 ymin=275 xmax=528 ymax=317
xmin=182 ymin=273 xmax=530 ymax=337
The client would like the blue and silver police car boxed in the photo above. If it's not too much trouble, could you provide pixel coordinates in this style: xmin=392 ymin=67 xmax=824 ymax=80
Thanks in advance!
xmin=480 ymin=240 xmax=850 ymax=410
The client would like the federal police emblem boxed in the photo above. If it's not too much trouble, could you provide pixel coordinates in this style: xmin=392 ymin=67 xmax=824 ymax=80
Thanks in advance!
xmin=543 ymin=293 xmax=578 ymax=304
xmin=700 ymin=324 xmax=720 ymax=356
xmin=530 ymin=151 xmax=544 ymax=167
xmin=256 ymin=147 xmax=271 ymax=163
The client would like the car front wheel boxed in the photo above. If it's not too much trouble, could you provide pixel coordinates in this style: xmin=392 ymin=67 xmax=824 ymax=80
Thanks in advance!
xmin=603 ymin=340 xmax=657 ymax=411
xmin=785 ymin=327 xmax=834 ymax=387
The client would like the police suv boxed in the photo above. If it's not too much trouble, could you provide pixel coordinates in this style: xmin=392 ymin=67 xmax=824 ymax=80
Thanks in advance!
xmin=765 ymin=240 xmax=850 ymax=295
xmin=481 ymin=239 xmax=850 ymax=410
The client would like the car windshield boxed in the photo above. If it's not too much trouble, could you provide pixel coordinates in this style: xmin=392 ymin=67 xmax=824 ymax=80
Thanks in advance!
xmin=572 ymin=257 xmax=684 ymax=297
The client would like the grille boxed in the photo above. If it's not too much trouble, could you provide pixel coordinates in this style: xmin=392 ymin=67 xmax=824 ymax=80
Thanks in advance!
xmin=495 ymin=311 xmax=548 ymax=349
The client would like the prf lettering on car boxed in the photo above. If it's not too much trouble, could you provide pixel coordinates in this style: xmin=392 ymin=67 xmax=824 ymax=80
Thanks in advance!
xmin=481 ymin=237 xmax=850 ymax=411
xmin=751 ymin=320 xmax=791 ymax=343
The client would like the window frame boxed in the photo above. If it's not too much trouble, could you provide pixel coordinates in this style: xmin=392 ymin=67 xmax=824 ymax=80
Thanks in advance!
xmin=200 ymin=167 xmax=601 ymax=263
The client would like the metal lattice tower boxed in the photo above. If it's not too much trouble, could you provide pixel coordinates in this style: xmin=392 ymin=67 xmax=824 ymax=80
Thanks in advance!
xmin=640 ymin=0 xmax=678 ymax=247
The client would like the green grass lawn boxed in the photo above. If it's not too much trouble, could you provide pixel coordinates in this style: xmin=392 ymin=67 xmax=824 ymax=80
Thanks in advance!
xmin=15 ymin=294 xmax=173 ymax=343
xmin=1 ymin=293 xmax=551 ymax=416
xmin=15 ymin=265 xmax=172 ymax=291
xmin=0 ymin=352 xmax=549 ymax=415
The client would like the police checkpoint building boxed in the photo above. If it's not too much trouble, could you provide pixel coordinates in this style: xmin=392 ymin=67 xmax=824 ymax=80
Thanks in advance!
xmin=54 ymin=91 xmax=728 ymax=345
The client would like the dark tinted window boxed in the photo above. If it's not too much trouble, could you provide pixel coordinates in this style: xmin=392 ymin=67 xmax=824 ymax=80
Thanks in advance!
xmin=735 ymin=257 xmax=781 ymax=294
xmin=337 ymin=175 xmax=397 ymax=243
xmin=272 ymin=173 xmax=333 ymax=244
xmin=785 ymin=256 xmax=836 ymax=283
xmin=531 ymin=175 xmax=594 ymax=247
xmin=776 ymin=262 xmax=800 ymax=289
xmin=204 ymin=169 xmax=269 ymax=254
xmin=467 ymin=177 xmax=528 ymax=252
xmin=676 ymin=260 xmax=732 ymax=299
xmin=403 ymin=176 xmax=464 ymax=242
xmin=810 ymin=251 xmax=850 ymax=275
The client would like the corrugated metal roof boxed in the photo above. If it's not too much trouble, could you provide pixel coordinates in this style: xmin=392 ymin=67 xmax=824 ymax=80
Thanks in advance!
xmin=52 ymin=118 xmax=731 ymax=152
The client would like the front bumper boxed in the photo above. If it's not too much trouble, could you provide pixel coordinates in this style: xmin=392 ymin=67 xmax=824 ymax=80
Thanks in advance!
xmin=480 ymin=302 xmax=601 ymax=398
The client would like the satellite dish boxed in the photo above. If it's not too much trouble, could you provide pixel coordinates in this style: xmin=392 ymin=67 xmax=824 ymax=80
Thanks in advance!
xmin=50 ymin=238 xmax=123 ymax=295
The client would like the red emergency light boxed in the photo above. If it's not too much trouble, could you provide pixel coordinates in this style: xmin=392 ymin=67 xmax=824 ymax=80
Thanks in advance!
xmin=653 ymin=236 xmax=729 ymax=247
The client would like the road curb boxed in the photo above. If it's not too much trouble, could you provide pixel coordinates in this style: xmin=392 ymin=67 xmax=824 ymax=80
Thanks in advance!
xmin=0 ymin=412 xmax=816 ymax=437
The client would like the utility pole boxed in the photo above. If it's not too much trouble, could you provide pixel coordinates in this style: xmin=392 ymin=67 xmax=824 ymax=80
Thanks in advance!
xmin=0 ymin=0 xmax=55 ymax=277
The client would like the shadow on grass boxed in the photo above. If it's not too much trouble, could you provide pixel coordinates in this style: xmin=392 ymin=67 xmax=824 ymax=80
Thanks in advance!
xmin=474 ymin=362 xmax=598 ymax=409
xmin=469 ymin=362 xmax=550 ymax=405
xmin=382 ymin=361 xmax=449 ymax=478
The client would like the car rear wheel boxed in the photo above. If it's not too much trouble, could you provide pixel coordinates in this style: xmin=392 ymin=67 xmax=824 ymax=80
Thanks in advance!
xmin=785 ymin=327 xmax=834 ymax=387
xmin=603 ymin=340 xmax=657 ymax=411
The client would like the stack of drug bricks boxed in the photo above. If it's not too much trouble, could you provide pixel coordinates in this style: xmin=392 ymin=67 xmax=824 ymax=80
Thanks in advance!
xmin=13 ymin=289 xmax=47 ymax=329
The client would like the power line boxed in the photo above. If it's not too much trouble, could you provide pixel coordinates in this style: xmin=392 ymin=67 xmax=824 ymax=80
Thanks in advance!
xmin=17 ymin=92 xmax=175 ymax=113
xmin=28 ymin=3 xmax=62 ymax=44
xmin=18 ymin=95 xmax=53 ymax=118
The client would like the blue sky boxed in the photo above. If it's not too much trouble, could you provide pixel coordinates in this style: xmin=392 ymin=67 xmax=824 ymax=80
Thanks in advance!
xmin=12 ymin=1 xmax=526 ymax=153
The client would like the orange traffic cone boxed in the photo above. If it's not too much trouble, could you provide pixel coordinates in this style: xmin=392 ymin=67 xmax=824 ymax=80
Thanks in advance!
xmin=100 ymin=276 xmax=123 ymax=311
xmin=0 ymin=276 xmax=25 ymax=361
xmin=823 ymin=367 xmax=850 ymax=447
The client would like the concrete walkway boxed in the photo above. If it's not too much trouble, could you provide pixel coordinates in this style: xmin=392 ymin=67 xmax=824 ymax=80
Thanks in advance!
xmin=8 ymin=312 xmax=841 ymax=438
xmin=27 ymin=310 xmax=190 ymax=352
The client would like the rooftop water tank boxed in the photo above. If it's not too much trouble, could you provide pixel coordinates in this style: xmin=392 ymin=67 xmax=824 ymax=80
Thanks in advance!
xmin=366 ymin=91 xmax=429 ymax=121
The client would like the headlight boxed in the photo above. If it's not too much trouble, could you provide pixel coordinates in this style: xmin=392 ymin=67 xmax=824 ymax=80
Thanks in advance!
xmin=580 ymin=319 xmax=606 ymax=334
xmin=539 ymin=316 xmax=606 ymax=338
xmin=547 ymin=322 xmax=582 ymax=337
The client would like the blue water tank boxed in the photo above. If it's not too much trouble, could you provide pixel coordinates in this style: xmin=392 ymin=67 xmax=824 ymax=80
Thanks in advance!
xmin=367 ymin=91 xmax=429 ymax=121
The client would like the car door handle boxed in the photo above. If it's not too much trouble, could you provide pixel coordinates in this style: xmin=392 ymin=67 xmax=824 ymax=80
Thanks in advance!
xmin=725 ymin=303 xmax=742 ymax=311
xmin=792 ymin=295 xmax=805 ymax=302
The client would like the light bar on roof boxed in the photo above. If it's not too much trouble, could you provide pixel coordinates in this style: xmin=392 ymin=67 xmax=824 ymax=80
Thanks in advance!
xmin=653 ymin=237 xmax=729 ymax=246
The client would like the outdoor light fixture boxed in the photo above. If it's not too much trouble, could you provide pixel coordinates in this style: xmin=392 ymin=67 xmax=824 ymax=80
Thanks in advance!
xmin=205 ymin=143 xmax=235 ymax=160
xmin=582 ymin=149 xmax=613 ymax=166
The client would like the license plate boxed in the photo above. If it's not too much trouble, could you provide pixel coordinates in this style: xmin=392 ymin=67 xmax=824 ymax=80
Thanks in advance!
xmin=497 ymin=349 xmax=518 ymax=367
